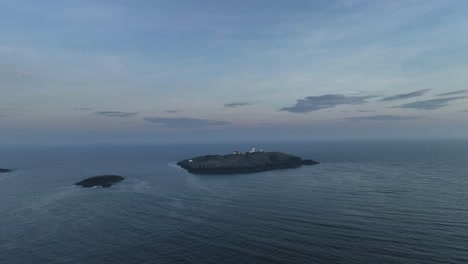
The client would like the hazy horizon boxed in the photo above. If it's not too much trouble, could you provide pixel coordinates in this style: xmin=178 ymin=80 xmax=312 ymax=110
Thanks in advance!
xmin=2 ymin=0 xmax=468 ymax=144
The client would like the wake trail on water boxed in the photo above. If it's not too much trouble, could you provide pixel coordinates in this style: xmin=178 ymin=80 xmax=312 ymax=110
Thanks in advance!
xmin=0 ymin=171 xmax=20 ymax=181
xmin=168 ymin=162 xmax=184 ymax=170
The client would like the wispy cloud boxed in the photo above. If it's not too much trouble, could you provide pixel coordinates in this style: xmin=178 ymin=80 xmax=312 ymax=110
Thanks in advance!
xmin=357 ymin=110 xmax=374 ymax=113
xmin=380 ymin=89 xmax=430 ymax=102
xmin=143 ymin=117 xmax=231 ymax=128
xmin=0 ymin=108 xmax=23 ymax=115
xmin=461 ymin=110 xmax=468 ymax=112
xmin=344 ymin=115 xmax=424 ymax=121
xmin=94 ymin=111 xmax=138 ymax=117
xmin=74 ymin=108 xmax=93 ymax=111
xmin=391 ymin=96 xmax=468 ymax=110
xmin=437 ymin=89 xmax=468 ymax=96
xmin=224 ymin=102 xmax=254 ymax=108
xmin=165 ymin=109 xmax=182 ymax=113
xmin=280 ymin=94 xmax=373 ymax=113
xmin=1 ymin=71 xmax=32 ymax=76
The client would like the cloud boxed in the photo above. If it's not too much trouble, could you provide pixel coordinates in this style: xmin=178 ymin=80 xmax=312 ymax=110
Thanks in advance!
xmin=1 ymin=107 xmax=21 ymax=111
xmin=74 ymin=108 xmax=93 ymax=111
xmin=280 ymin=94 xmax=373 ymax=113
xmin=165 ymin=109 xmax=182 ymax=113
xmin=357 ymin=110 xmax=374 ymax=113
xmin=380 ymin=89 xmax=430 ymax=102
xmin=1 ymin=71 xmax=32 ymax=76
xmin=143 ymin=117 xmax=231 ymax=128
xmin=461 ymin=110 xmax=468 ymax=112
xmin=0 ymin=108 xmax=23 ymax=115
xmin=437 ymin=89 xmax=468 ymax=96
xmin=344 ymin=115 xmax=424 ymax=121
xmin=224 ymin=102 xmax=254 ymax=108
xmin=391 ymin=96 xmax=468 ymax=110
xmin=94 ymin=111 xmax=138 ymax=117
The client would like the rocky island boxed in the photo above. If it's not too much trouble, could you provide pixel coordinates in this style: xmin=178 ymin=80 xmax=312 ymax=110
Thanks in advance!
xmin=75 ymin=175 xmax=125 ymax=188
xmin=0 ymin=168 xmax=13 ymax=173
xmin=177 ymin=148 xmax=319 ymax=174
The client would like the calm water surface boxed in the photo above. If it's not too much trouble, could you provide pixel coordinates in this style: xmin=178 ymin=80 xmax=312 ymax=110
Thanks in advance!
xmin=1 ymin=140 xmax=467 ymax=263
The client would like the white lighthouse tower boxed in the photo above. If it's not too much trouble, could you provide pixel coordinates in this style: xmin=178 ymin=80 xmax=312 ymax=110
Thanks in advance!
xmin=250 ymin=146 xmax=256 ymax=153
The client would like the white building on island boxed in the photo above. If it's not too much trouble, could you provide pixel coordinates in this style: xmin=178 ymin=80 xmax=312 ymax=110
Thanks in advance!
xmin=249 ymin=146 xmax=256 ymax=153
xmin=233 ymin=146 xmax=264 ymax=154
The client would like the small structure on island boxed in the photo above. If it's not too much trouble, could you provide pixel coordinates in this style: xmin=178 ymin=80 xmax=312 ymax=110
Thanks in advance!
xmin=232 ymin=146 xmax=264 ymax=155
xmin=233 ymin=146 xmax=264 ymax=154
xmin=249 ymin=146 xmax=256 ymax=153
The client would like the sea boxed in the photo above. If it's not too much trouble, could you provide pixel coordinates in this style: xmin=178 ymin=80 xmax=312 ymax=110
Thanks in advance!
xmin=1 ymin=140 xmax=467 ymax=264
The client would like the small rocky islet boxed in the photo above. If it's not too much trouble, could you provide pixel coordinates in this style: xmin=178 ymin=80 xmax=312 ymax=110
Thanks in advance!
xmin=0 ymin=168 xmax=13 ymax=173
xmin=177 ymin=148 xmax=319 ymax=174
xmin=75 ymin=175 xmax=125 ymax=188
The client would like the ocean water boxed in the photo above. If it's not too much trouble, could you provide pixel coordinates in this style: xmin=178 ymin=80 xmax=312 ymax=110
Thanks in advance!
xmin=1 ymin=140 xmax=467 ymax=264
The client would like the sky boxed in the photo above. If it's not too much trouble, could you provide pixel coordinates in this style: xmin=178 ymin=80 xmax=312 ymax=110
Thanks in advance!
xmin=1 ymin=0 xmax=468 ymax=144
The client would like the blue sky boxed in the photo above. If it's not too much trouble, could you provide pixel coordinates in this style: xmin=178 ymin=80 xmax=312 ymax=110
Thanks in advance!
xmin=1 ymin=0 xmax=468 ymax=143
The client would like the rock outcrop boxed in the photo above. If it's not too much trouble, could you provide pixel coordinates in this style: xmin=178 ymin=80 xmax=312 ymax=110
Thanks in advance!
xmin=75 ymin=175 xmax=125 ymax=188
xmin=177 ymin=152 xmax=319 ymax=174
